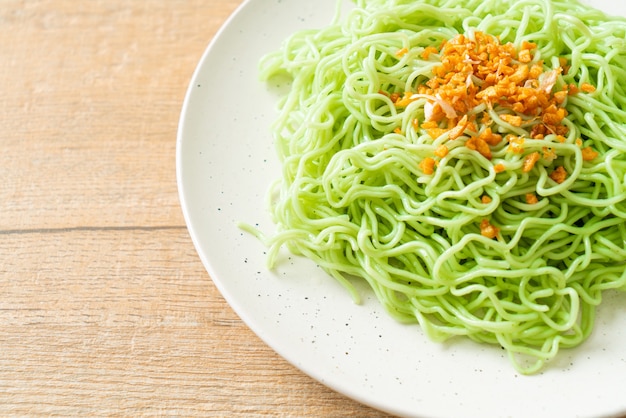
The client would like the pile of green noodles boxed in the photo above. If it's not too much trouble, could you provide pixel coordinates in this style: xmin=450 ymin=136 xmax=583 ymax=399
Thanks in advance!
xmin=251 ymin=0 xmax=626 ymax=374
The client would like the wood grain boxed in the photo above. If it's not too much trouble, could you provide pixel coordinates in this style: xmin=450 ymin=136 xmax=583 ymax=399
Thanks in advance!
xmin=0 ymin=1 xmax=393 ymax=416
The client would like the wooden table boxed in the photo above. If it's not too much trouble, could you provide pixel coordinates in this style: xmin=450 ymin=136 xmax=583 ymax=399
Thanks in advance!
xmin=0 ymin=1 xmax=392 ymax=415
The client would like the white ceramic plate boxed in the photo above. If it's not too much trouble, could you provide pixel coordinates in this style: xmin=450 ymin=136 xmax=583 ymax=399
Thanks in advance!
xmin=177 ymin=1 xmax=626 ymax=417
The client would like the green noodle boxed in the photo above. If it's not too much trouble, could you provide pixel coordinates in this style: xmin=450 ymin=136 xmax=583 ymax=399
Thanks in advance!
xmin=249 ymin=0 xmax=626 ymax=374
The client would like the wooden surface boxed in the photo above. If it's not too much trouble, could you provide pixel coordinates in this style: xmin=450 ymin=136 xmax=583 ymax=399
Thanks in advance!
xmin=0 ymin=1 xmax=392 ymax=416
